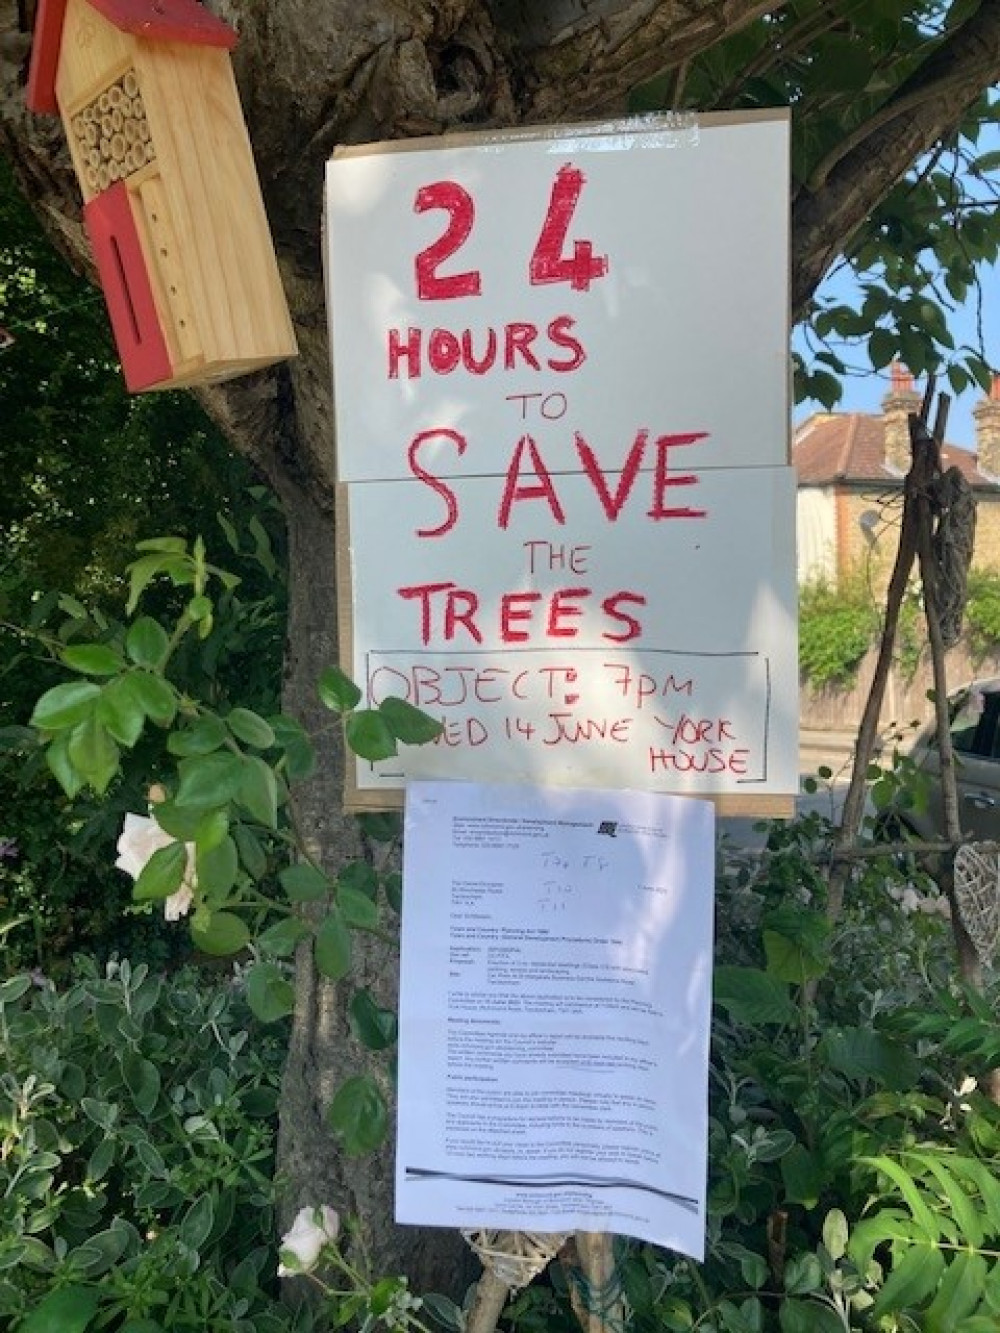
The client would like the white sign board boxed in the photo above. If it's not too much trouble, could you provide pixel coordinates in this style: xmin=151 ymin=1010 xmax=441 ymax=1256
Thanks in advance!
xmin=326 ymin=112 xmax=796 ymax=808
xmin=396 ymin=780 xmax=715 ymax=1256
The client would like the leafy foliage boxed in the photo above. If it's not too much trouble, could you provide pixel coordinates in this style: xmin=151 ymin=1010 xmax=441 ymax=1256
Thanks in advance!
xmin=799 ymin=574 xmax=880 ymax=687
xmin=0 ymin=959 xmax=306 ymax=1333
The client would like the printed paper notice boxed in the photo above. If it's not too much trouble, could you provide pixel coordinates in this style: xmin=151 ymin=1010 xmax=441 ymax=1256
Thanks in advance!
xmin=396 ymin=780 xmax=715 ymax=1257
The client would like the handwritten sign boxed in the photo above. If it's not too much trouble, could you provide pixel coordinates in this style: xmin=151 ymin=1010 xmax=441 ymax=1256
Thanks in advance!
xmin=325 ymin=112 xmax=796 ymax=809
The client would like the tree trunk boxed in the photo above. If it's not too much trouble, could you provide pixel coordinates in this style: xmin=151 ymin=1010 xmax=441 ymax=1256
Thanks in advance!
xmin=4 ymin=0 xmax=1000 ymax=1293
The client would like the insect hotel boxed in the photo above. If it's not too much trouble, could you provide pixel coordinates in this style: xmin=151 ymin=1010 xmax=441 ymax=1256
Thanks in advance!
xmin=27 ymin=0 xmax=297 ymax=391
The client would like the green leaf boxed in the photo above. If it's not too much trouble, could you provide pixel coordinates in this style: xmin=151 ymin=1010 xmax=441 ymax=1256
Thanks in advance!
xmin=190 ymin=910 xmax=250 ymax=956
xmin=126 ymin=672 xmax=177 ymax=727
xmin=778 ymin=1299 xmax=842 ymax=1333
xmin=315 ymin=909 xmax=352 ymax=981
xmin=863 ymin=1156 xmax=940 ymax=1242
xmin=338 ymin=860 xmax=378 ymax=900
xmin=714 ymin=967 xmax=796 ymax=1026
xmin=30 ymin=680 xmax=101 ymax=731
xmin=327 ymin=1075 xmax=388 ymax=1156
xmin=152 ymin=802 xmax=210 ymax=842
xmin=167 ymin=715 xmax=229 ymax=757
xmin=60 ymin=643 xmax=123 ymax=675
xmin=318 ymin=665 xmax=362 ymax=713
xmin=179 ymin=1194 xmax=215 ymax=1250
xmin=868 ymin=327 xmax=898 ymax=370
xmin=175 ymin=753 xmax=245 ymax=808
xmin=359 ymin=811 xmax=402 ymax=843
xmin=125 ymin=617 xmax=169 ymax=668
xmin=924 ymin=1251 xmax=987 ymax=1331
xmin=869 ymin=1244 xmax=945 ymax=1318
xmin=345 ymin=709 xmax=397 ymax=762
xmin=383 ymin=871 xmax=403 ymax=914
xmin=122 ymin=1053 xmax=161 ymax=1116
xmin=823 ymin=1029 xmax=918 ymax=1091
xmin=245 ymin=961 xmax=295 ymax=1022
xmin=234 ymin=824 xmax=268 ymax=879
xmin=763 ymin=930 xmax=827 ymax=984
xmin=781 ymin=1144 xmax=824 ymax=1208
xmin=378 ymin=696 xmax=443 ymax=745
xmin=67 ymin=715 xmax=119 ymax=793
xmin=238 ymin=755 xmax=279 ymax=828
xmin=195 ymin=835 xmax=238 ymax=898
xmin=18 ymin=1286 xmax=101 ymax=1333
xmin=280 ymin=862 xmax=331 ymax=902
xmin=258 ymin=917 xmax=310 ymax=958
xmin=0 ymin=975 xmax=32 ymax=1004
xmin=45 ymin=732 xmax=83 ymax=798
xmin=132 ymin=842 xmax=188 ymax=902
xmin=271 ymin=713 xmax=315 ymax=780
xmin=340 ymin=886 xmax=379 ymax=930
xmin=126 ymin=555 xmax=171 ymax=615
xmin=822 ymin=1209 xmax=849 ymax=1263
xmin=912 ymin=1152 xmax=985 ymax=1250
xmin=349 ymin=989 xmax=398 ymax=1050
xmin=97 ymin=676 xmax=146 ymax=747
xmin=227 ymin=707 xmax=276 ymax=749
xmin=783 ymin=1253 xmax=822 ymax=1296
xmin=135 ymin=536 xmax=188 ymax=553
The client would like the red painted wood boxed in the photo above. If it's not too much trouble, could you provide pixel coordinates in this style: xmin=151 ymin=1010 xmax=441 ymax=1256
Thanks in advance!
xmin=88 ymin=0 xmax=236 ymax=47
xmin=26 ymin=0 xmax=67 ymax=114
xmin=27 ymin=0 xmax=236 ymax=114
xmin=85 ymin=183 xmax=172 ymax=391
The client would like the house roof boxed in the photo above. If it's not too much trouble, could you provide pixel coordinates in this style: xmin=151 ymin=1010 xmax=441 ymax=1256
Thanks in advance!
xmin=793 ymin=409 xmax=990 ymax=490
xmin=28 ymin=0 xmax=237 ymax=115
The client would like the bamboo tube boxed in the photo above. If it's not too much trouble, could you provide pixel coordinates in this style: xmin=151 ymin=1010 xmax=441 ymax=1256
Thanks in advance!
xmin=108 ymin=84 xmax=124 ymax=108
xmin=88 ymin=147 xmax=101 ymax=170
xmin=144 ymin=141 xmax=157 ymax=164
xmin=124 ymin=117 xmax=140 ymax=145
xmin=138 ymin=120 xmax=151 ymax=143
xmin=98 ymin=92 xmax=110 ymax=114
xmin=97 ymin=164 xmax=110 ymax=191
xmin=111 ymin=108 xmax=123 ymax=133
xmin=101 ymin=114 xmax=113 ymax=140
xmin=123 ymin=71 xmax=138 ymax=98
xmin=110 ymin=133 xmax=126 ymax=163
xmin=126 ymin=147 xmax=145 ymax=175
xmin=131 ymin=98 xmax=145 ymax=120
xmin=85 ymin=121 xmax=98 ymax=147
xmin=108 ymin=161 xmax=122 ymax=183
xmin=84 ymin=166 xmax=99 ymax=192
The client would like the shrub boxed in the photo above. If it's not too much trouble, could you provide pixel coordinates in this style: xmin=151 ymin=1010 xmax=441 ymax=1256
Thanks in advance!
xmin=799 ymin=575 xmax=880 ymax=688
xmin=0 ymin=958 xmax=306 ymax=1333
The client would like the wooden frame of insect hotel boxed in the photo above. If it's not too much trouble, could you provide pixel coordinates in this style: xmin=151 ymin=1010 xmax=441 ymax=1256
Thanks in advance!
xmin=27 ymin=0 xmax=298 ymax=391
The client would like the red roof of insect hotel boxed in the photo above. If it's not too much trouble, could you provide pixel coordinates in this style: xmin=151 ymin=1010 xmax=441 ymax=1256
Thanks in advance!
xmin=27 ymin=0 xmax=237 ymax=114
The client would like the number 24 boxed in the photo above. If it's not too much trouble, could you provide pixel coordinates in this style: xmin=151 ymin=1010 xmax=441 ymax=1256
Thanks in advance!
xmin=414 ymin=164 xmax=608 ymax=301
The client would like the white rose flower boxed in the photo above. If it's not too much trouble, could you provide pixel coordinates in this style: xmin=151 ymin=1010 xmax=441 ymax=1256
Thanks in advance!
xmin=115 ymin=812 xmax=196 ymax=921
xmin=277 ymin=1204 xmax=340 ymax=1276
xmin=899 ymin=887 xmax=921 ymax=914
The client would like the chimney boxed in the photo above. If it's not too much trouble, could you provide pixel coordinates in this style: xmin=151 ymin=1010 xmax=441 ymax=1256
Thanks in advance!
xmin=881 ymin=362 xmax=920 ymax=474
xmin=973 ymin=373 xmax=1000 ymax=480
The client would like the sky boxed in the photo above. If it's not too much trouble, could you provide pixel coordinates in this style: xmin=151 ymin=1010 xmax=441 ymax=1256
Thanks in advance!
xmin=793 ymin=258 xmax=1000 ymax=452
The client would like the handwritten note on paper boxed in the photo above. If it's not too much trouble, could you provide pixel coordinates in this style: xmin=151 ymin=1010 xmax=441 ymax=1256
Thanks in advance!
xmin=395 ymin=780 xmax=715 ymax=1257
xmin=325 ymin=112 xmax=798 ymax=808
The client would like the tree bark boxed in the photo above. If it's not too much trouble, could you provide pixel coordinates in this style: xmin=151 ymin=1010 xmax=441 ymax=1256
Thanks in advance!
xmin=4 ymin=0 xmax=1000 ymax=1294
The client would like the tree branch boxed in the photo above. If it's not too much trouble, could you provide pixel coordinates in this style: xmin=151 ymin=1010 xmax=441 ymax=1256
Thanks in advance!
xmin=494 ymin=0 xmax=783 ymax=119
xmin=790 ymin=0 xmax=1000 ymax=318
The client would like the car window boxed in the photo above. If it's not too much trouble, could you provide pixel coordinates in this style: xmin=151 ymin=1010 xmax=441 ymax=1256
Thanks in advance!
xmin=949 ymin=687 xmax=1000 ymax=760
